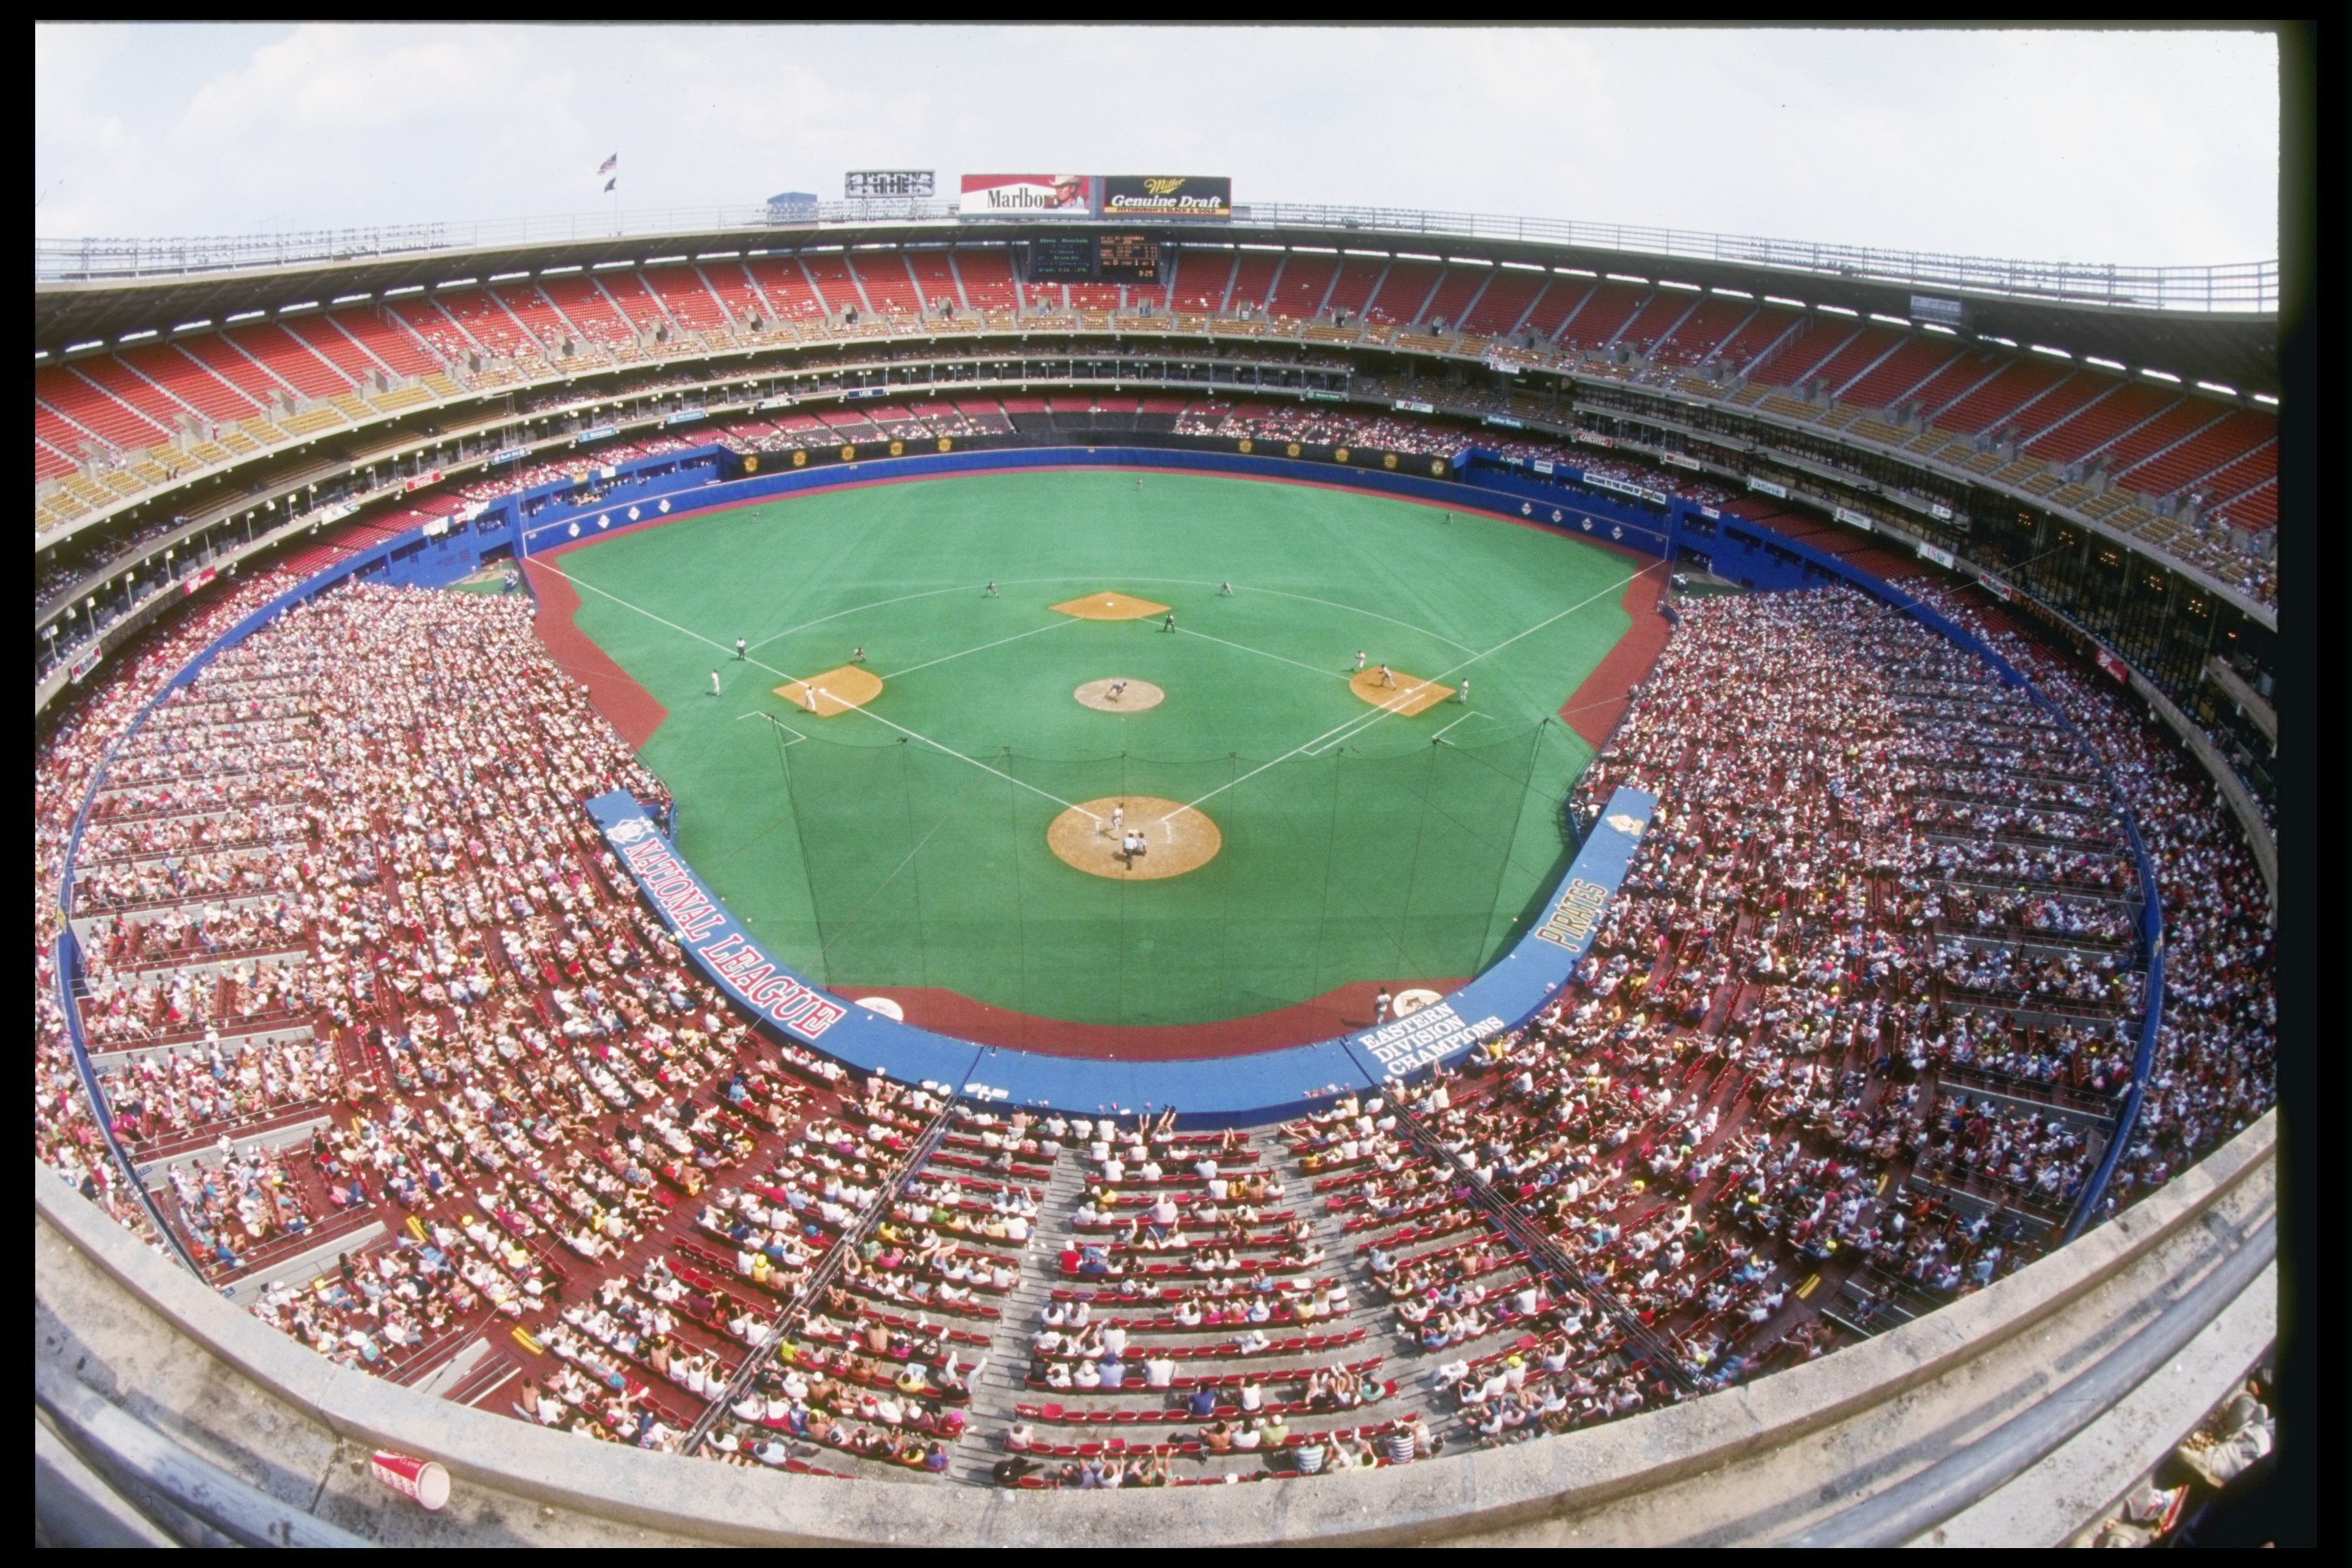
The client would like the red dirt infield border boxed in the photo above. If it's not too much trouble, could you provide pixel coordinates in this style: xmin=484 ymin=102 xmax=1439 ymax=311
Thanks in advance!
xmin=519 ymin=461 xmax=1675 ymax=1058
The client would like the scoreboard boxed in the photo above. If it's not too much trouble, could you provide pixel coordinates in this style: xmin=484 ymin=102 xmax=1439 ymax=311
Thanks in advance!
xmin=1027 ymin=233 xmax=1164 ymax=284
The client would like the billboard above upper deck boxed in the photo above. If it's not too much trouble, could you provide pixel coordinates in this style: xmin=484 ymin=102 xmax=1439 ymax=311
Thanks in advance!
xmin=959 ymin=173 xmax=1094 ymax=217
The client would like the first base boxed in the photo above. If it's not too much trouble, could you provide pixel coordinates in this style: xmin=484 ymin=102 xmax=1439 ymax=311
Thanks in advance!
xmin=773 ymin=665 xmax=884 ymax=716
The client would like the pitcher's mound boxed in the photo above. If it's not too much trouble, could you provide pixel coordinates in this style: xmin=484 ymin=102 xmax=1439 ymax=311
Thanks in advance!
xmin=1348 ymin=666 xmax=1453 ymax=717
xmin=1074 ymin=678 xmax=1165 ymax=712
xmin=1047 ymin=796 xmax=1221 ymax=881
xmin=1052 ymin=591 xmax=1171 ymax=622
xmin=773 ymin=665 xmax=882 ymax=716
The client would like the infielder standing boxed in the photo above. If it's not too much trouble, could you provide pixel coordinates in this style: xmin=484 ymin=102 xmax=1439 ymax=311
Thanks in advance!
xmin=709 ymin=670 xmax=722 ymax=697
xmin=1354 ymin=650 xmax=1367 ymax=673
xmin=1377 ymin=664 xmax=1395 ymax=688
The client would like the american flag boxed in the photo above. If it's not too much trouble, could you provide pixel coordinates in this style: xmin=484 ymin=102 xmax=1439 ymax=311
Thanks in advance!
xmin=597 ymin=153 xmax=618 ymax=175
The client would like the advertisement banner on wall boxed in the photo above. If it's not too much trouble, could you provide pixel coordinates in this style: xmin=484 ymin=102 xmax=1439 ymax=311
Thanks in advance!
xmin=959 ymin=174 xmax=1093 ymax=217
xmin=1834 ymin=505 xmax=1876 ymax=532
xmin=1660 ymin=451 xmax=1701 ymax=470
xmin=1916 ymin=540 xmax=1957 ymax=569
xmin=2096 ymin=648 xmax=2130 ymax=683
xmin=1101 ymin=175 xmax=1232 ymax=219
xmin=1746 ymin=475 xmax=1788 ymax=499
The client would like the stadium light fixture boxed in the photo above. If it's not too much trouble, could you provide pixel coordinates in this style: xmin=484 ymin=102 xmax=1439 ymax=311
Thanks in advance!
xmin=1448 ymin=255 xmax=1494 ymax=266
xmin=1557 ymin=267 xmax=1597 ymax=277
xmin=281 ymin=300 xmax=318 ymax=313
xmin=2252 ymin=391 xmax=2278 ymax=406
xmin=1980 ymin=333 xmax=2017 ymax=348
xmin=1237 ymin=242 xmax=1285 ymax=252
xmin=32 ymin=349 xmax=47 ymax=361
xmin=1765 ymin=295 xmax=1806 ymax=309
xmin=541 ymin=264 xmax=582 ymax=276
xmin=118 ymin=328 xmax=157 ymax=342
xmin=384 ymin=284 xmax=423 ymax=296
xmin=1869 ymin=312 xmax=1908 ymax=325
xmin=224 ymin=310 xmax=266 ymax=323
xmin=1292 ymin=245 xmax=1338 ymax=254
xmin=647 ymin=253 xmax=689 ymax=263
xmin=1659 ymin=279 xmax=1701 ymax=292
xmin=173 ymin=319 xmax=212 ymax=333
xmin=696 ymin=251 xmax=742 ymax=261
xmin=1499 ymin=260 xmax=1547 ymax=272
xmin=332 ymin=292 xmax=371 ymax=304
xmin=1920 ymin=322 xmax=1956 ymax=335
xmin=2030 ymin=343 xmax=2070 ymax=358
xmin=2196 ymin=381 xmax=2238 ymax=397
xmin=435 ymin=278 xmax=478 ymax=289
xmin=1711 ymin=286 xmax=1753 ymax=298
xmin=2085 ymin=356 xmax=2126 ymax=371
xmin=1398 ymin=252 xmax=1443 ymax=263
xmin=489 ymin=270 xmax=530 ymax=283
xmin=1605 ymin=273 xmax=1648 ymax=285
xmin=592 ymin=260 xmax=634 ymax=270
xmin=1818 ymin=303 xmax=1858 ymax=317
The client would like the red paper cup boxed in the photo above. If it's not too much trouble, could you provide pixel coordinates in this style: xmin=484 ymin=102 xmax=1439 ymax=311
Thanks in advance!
xmin=370 ymin=1451 xmax=452 ymax=1511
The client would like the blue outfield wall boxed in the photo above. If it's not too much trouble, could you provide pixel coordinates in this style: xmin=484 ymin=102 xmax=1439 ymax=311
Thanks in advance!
xmin=585 ymin=786 xmax=1657 ymax=1127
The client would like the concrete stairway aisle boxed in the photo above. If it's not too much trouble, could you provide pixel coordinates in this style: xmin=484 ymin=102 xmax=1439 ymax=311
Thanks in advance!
xmin=950 ymin=1148 xmax=1085 ymax=1484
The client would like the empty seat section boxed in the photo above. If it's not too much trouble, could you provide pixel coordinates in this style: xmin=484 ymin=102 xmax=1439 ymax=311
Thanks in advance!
xmin=1648 ymin=297 xmax=1753 ymax=365
xmin=1167 ymin=250 xmax=1235 ymax=313
xmin=1556 ymin=281 xmax=1646 ymax=350
xmin=1459 ymin=268 xmax=1544 ymax=335
xmin=903 ymin=250 xmax=962 ymax=312
xmin=35 ymin=394 xmax=104 ymax=462
xmin=1805 ymin=325 xmax=1906 ymax=395
xmin=847 ymin=252 xmax=922 ymax=315
xmin=1749 ymin=317 xmax=1859 ymax=387
xmin=1929 ymin=358 xmax=2069 ymax=435
xmin=595 ymin=270 xmax=675 ymax=335
xmin=34 ymin=436 xmax=77 ymax=481
xmin=1712 ymin=303 xmax=1804 ymax=371
xmin=2004 ymin=374 xmax=2135 ymax=453
xmin=2164 ymin=433 xmax=2274 ymax=506
xmin=700 ymin=263 xmax=772 ymax=328
xmin=2125 ymin=413 xmax=2272 ymax=498
xmin=744 ymin=259 xmax=825 ymax=322
xmin=641 ymin=266 xmax=728 ymax=332
xmin=799 ymin=255 xmax=864 ymax=315
xmin=1517 ymin=276 xmax=1595 ymax=341
xmin=2091 ymin=397 xmax=2235 ymax=484
xmin=212 ymin=325 xmax=346 ymax=400
xmin=1834 ymin=334 xmax=1959 ymax=407
xmin=1227 ymin=251 xmax=1282 ymax=312
xmin=320 ymin=310 xmax=439 ymax=378
xmin=1266 ymin=253 xmax=1337 ymax=320
xmin=1890 ymin=348 xmax=2002 ymax=418
xmin=1363 ymin=260 xmax=1442 ymax=325
xmin=1612 ymin=289 xmax=1690 ymax=356
xmin=116 ymin=344 xmax=257 ymax=423
xmin=952 ymin=250 xmax=1018 ymax=312
xmin=1321 ymin=257 xmax=1385 ymax=321
xmin=2210 ymin=477 xmax=2275 ymax=530
xmin=1417 ymin=263 xmax=1490 ymax=329
xmin=49 ymin=361 xmax=178 ymax=449
xmin=534 ymin=277 xmax=636 ymax=348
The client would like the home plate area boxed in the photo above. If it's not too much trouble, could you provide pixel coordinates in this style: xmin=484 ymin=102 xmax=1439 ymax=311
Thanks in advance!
xmin=772 ymin=665 xmax=883 ymax=716
xmin=1348 ymin=666 xmax=1455 ymax=716
xmin=1046 ymin=797 xmax=1222 ymax=880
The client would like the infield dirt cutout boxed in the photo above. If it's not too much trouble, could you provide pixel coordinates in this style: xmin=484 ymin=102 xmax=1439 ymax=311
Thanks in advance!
xmin=1051 ymin=591 xmax=1171 ymax=622
xmin=1348 ymin=666 xmax=1455 ymax=717
xmin=1047 ymin=796 xmax=1221 ymax=880
xmin=1073 ymin=678 xmax=1166 ymax=712
xmin=773 ymin=665 xmax=883 ymax=716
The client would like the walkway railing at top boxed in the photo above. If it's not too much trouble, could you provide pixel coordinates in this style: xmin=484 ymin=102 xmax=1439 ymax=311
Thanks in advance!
xmin=35 ymin=201 xmax=2278 ymax=314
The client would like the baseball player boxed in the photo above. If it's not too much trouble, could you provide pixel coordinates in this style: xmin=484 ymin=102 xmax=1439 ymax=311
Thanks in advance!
xmin=1220 ymin=581 xmax=1233 ymax=596
xmin=709 ymin=670 xmax=722 ymax=697
xmin=851 ymin=645 xmax=866 ymax=665
xmin=1162 ymin=613 xmax=1175 ymax=634
xmin=1377 ymin=664 xmax=1395 ymax=688
xmin=1354 ymin=650 xmax=1366 ymax=673
xmin=1373 ymin=987 xmax=1392 ymax=1024
xmin=984 ymin=580 xmax=999 ymax=597
xmin=804 ymin=685 xmax=820 ymax=714
xmin=1111 ymin=802 xmax=1125 ymax=839
xmin=734 ymin=637 xmax=746 ymax=661
xmin=1456 ymin=678 xmax=1470 ymax=704
xmin=1108 ymin=681 xmax=1128 ymax=701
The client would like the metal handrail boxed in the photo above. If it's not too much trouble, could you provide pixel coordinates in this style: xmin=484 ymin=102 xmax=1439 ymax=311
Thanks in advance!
xmin=35 ymin=201 xmax=2278 ymax=312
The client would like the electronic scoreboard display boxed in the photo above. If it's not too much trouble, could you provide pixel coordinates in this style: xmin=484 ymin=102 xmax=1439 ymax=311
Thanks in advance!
xmin=1027 ymin=234 xmax=1164 ymax=284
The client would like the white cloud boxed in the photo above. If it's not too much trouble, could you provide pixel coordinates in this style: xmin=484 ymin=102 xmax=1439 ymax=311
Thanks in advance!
xmin=34 ymin=23 xmax=2278 ymax=265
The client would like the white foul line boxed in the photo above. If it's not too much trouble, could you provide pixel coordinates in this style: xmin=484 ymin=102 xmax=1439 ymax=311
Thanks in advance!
xmin=882 ymin=616 xmax=1076 ymax=679
xmin=1430 ymin=709 xmax=1487 ymax=743
xmin=1174 ymin=626 xmax=1351 ymax=682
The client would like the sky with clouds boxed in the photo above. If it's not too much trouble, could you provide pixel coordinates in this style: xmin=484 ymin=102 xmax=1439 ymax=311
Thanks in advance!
xmin=34 ymin=24 xmax=2278 ymax=266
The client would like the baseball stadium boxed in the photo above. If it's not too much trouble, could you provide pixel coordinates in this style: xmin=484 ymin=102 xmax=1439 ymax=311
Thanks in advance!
xmin=34 ymin=44 xmax=2303 ymax=1549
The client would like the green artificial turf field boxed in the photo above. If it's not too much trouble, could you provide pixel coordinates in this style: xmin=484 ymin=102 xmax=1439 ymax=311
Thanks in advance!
xmin=551 ymin=468 xmax=1634 ymax=1027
